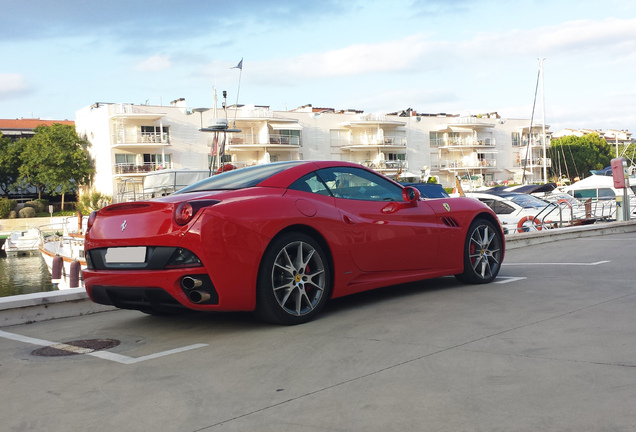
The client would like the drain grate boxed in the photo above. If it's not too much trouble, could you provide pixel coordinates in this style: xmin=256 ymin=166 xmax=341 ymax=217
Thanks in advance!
xmin=31 ymin=339 xmax=120 ymax=357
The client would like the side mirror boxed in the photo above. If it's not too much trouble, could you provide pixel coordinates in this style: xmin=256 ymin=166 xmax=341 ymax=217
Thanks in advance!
xmin=402 ymin=186 xmax=420 ymax=203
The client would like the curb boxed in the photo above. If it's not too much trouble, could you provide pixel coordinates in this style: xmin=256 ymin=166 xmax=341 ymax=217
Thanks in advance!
xmin=2 ymin=220 xmax=636 ymax=327
xmin=504 ymin=219 xmax=636 ymax=249
xmin=0 ymin=288 xmax=116 ymax=328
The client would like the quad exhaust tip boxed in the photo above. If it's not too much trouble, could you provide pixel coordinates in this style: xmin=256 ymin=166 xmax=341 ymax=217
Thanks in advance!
xmin=181 ymin=276 xmax=212 ymax=303
xmin=181 ymin=276 xmax=203 ymax=290
xmin=188 ymin=290 xmax=211 ymax=304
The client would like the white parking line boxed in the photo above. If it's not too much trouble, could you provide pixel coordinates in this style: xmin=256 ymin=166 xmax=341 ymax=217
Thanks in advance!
xmin=495 ymin=276 xmax=527 ymax=284
xmin=0 ymin=329 xmax=207 ymax=364
xmin=502 ymin=261 xmax=610 ymax=266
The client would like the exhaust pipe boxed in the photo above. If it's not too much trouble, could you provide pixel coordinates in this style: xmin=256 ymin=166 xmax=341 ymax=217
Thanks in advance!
xmin=181 ymin=276 xmax=203 ymax=290
xmin=189 ymin=290 xmax=211 ymax=304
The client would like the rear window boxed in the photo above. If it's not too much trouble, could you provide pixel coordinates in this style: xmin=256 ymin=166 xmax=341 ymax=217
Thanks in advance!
xmin=507 ymin=194 xmax=548 ymax=209
xmin=174 ymin=161 xmax=305 ymax=194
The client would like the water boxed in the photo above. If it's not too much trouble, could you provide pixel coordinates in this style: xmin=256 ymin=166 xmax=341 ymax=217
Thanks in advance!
xmin=0 ymin=252 xmax=56 ymax=297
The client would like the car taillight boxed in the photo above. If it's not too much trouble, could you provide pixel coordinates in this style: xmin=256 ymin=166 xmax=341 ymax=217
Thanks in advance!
xmin=86 ymin=211 xmax=97 ymax=233
xmin=174 ymin=199 xmax=220 ymax=226
xmin=175 ymin=202 xmax=194 ymax=225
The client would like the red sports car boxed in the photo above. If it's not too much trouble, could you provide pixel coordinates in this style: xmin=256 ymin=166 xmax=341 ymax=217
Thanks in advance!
xmin=83 ymin=161 xmax=504 ymax=325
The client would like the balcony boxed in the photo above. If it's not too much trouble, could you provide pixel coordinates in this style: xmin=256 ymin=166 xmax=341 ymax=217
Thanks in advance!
xmin=440 ymin=137 xmax=496 ymax=149
xmin=521 ymin=137 xmax=548 ymax=147
xmin=113 ymin=162 xmax=174 ymax=175
xmin=362 ymin=159 xmax=407 ymax=171
xmin=112 ymin=132 xmax=170 ymax=147
xmin=439 ymin=159 xmax=497 ymax=171
xmin=514 ymin=157 xmax=551 ymax=168
xmin=269 ymin=134 xmax=300 ymax=146
xmin=343 ymin=135 xmax=407 ymax=150
xmin=225 ymin=133 xmax=301 ymax=149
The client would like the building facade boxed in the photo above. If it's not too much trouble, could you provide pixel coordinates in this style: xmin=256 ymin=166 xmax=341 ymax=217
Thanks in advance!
xmin=75 ymin=99 xmax=553 ymax=202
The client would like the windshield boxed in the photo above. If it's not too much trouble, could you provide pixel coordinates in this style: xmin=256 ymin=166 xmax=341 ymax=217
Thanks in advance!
xmin=174 ymin=161 xmax=306 ymax=194
xmin=507 ymin=194 xmax=549 ymax=209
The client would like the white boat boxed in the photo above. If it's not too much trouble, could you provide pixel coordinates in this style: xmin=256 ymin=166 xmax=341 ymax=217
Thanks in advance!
xmin=562 ymin=174 xmax=636 ymax=220
xmin=1 ymin=228 xmax=41 ymax=256
xmin=39 ymin=215 xmax=87 ymax=290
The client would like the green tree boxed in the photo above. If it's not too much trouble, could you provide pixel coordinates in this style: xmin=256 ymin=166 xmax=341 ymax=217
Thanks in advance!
xmin=18 ymin=124 xmax=95 ymax=208
xmin=0 ymin=135 xmax=27 ymax=197
xmin=548 ymin=133 xmax=614 ymax=180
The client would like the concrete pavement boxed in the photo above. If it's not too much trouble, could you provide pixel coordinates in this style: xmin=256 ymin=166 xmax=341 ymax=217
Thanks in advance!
xmin=1 ymin=222 xmax=635 ymax=431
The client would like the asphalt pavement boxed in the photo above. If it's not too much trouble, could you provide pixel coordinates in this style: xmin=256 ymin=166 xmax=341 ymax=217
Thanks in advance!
xmin=1 ymin=224 xmax=636 ymax=431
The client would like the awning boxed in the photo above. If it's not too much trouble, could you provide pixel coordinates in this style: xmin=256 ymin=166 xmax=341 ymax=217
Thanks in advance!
xmin=269 ymin=122 xmax=302 ymax=130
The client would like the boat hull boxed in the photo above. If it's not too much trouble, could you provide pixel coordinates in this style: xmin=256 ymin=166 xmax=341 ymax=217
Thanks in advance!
xmin=39 ymin=238 xmax=87 ymax=290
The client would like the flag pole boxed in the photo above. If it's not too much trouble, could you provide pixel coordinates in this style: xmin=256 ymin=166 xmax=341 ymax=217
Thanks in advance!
xmin=231 ymin=58 xmax=243 ymax=129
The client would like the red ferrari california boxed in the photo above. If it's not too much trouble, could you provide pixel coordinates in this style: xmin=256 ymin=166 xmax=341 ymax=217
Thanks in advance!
xmin=83 ymin=161 xmax=504 ymax=325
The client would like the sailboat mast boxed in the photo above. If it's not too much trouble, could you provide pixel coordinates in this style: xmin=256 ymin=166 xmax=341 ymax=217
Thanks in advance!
xmin=540 ymin=58 xmax=547 ymax=184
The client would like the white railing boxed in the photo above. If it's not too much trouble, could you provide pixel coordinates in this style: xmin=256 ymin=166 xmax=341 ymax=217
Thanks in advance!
xmin=113 ymin=162 xmax=174 ymax=174
xmin=350 ymin=135 xmax=407 ymax=146
xmin=362 ymin=160 xmax=408 ymax=170
xmin=439 ymin=159 xmax=497 ymax=169
xmin=514 ymin=158 xmax=551 ymax=167
xmin=442 ymin=137 xmax=496 ymax=147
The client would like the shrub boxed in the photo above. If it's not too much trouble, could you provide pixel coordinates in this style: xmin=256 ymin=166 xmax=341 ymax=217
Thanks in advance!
xmin=19 ymin=206 xmax=36 ymax=218
xmin=25 ymin=200 xmax=45 ymax=213
xmin=76 ymin=192 xmax=112 ymax=215
xmin=0 ymin=197 xmax=16 ymax=218
xmin=9 ymin=210 xmax=17 ymax=219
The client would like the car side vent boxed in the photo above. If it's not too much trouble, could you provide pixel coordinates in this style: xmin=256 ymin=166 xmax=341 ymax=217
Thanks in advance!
xmin=442 ymin=217 xmax=460 ymax=228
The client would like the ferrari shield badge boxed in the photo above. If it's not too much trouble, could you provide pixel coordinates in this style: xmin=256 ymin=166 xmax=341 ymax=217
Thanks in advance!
xmin=443 ymin=203 xmax=451 ymax=212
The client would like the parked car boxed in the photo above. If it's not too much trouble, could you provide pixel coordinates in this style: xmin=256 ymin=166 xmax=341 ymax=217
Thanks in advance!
xmin=464 ymin=191 xmax=570 ymax=233
xmin=400 ymin=182 xmax=449 ymax=198
xmin=83 ymin=161 xmax=505 ymax=325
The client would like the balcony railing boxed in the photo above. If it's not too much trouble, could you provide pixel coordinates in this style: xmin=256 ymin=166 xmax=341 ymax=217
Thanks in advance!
xmin=441 ymin=137 xmax=496 ymax=147
xmin=521 ymin=138 xmax=548 ymax=147
xmin=112 ymin=132 xmax=170 ymax=145
xmin=113 ymin=162 xmax=174 ymax=175
xmin=439 ymin=159 xmax=497 ymax=170
xmin=225 ymin=133 xmax=301 ymax=147
xmin=269 ymin=134 xmax=300 ymax=146
xmin=362 ymin=160 xmax=407 ymax=170
xmin=514 ymin=158 xmax=551 ymax=167
xmin=349 ymin=135 xmax=407 ymax=146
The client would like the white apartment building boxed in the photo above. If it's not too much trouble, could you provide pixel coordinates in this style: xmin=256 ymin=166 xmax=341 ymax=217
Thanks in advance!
xmin=75 ymin=98 xmax=551 ymax=202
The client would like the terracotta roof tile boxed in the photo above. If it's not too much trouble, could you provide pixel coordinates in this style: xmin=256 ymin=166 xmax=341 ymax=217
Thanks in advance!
xmin=0 ymin=118 xmax=74 ymax=130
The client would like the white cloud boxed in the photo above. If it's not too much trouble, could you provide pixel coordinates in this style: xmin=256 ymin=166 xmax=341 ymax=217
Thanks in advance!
xmin=135 ymin=54 xmax=171 ymax=72
xmin=0 ymin=73 xmax=30 ymax=99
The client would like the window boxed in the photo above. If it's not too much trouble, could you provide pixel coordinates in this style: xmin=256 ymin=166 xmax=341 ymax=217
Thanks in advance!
xmin=570 ymin=188 xmax=616 ymax=200
xmin=429 ymin=132 xmax=444 ymax=147
xmin=598 ymin=188 xmax=616 ymax=199
xmin=512 ymin=132 xmax=520 ymax=146
xmin=115 ymin=154 xmax=135 ymax=165
xmin=156 ymin=154 xmax=172 ymax=165
xmin=317 ymin=167 xmax=403 ymax=201
xmin=270 ymin=129 xmax=300 ymax=145
xmin=140 ymin=126 xmax=169 ymax=143
xmin=492 ymin=201 xmax=515 ymax=214
xmin=289 ymin=174 xmax=331 ymax=196
xmin=330 ymin=129 xmax=349 ymax=147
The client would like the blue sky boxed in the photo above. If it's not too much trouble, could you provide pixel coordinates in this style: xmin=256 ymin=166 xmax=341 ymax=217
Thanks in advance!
xmin=1 ymin=0 xmax=635 ymax=134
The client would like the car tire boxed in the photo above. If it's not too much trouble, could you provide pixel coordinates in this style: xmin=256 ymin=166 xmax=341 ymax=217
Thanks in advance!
xmin=455 ymin=218 xmax=503 ymax=284
xmin=255 ymin=232 xmax=331 ymax=325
